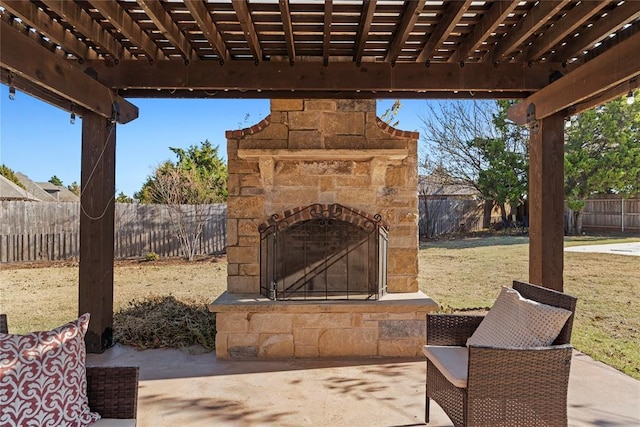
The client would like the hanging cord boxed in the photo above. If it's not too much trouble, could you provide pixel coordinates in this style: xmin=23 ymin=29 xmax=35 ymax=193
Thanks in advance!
xmin=79 ymin=95 xmax=118 ymax=221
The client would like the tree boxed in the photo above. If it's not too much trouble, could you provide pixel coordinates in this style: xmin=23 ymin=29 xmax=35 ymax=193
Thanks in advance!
xmin=115 ymin=192 xmax=133 ymax=203
xmin=380 ymin=99 xmax=401 ymax=127
xmin=0 ymin=164 xmax=26 ymax=189
xmin=67 ymin=181 xmax=80 ymax=196
xmin=49 ymin=175 xmax=63 ymax=186
xmin=564 ymin=91 xmax=640 ymax=234
xmin=135 ymin=140 xmax=228 ymax=260
xmin=419 ymin=100 xmax=529 ymax=226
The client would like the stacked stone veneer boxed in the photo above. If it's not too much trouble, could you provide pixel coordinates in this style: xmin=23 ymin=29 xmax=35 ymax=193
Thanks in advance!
xmin=212 ymin=99 xmax=438 ymax=359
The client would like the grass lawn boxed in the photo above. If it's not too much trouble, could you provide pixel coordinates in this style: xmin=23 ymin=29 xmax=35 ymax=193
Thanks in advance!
xmin=1 ymin=235 xmax=638 ymax=380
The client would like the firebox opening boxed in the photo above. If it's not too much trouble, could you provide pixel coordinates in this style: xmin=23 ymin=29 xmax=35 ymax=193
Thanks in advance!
xmin=259 ymin=204 xmax=388 ymax=301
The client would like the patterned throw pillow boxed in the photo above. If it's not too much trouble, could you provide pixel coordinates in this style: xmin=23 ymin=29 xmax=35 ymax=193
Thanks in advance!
xmin=0 ymin=313 xmax=101 ymax=427
xmin=467 ymin=286 xmax=572 ymax=348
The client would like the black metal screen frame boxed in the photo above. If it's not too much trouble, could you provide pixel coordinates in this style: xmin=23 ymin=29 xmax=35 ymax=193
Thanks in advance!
xmin=259 ymin=204 xmax=388 ymax=301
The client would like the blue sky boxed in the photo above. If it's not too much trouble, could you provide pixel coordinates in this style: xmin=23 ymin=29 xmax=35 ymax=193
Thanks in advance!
xmin=0 ymin=85 xmax=429 ymax=196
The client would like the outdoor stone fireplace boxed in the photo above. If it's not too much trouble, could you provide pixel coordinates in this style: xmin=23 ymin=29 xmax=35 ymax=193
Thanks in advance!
xmin=211 ymin=99 xmax=438 ymax=359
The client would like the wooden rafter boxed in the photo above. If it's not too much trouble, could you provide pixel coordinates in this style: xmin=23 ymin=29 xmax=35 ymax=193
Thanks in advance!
xmin=86 ymin=60 xmax=558 ymax=93
xmin=353 ymin=0 xmax=376 ymax=65
xmin=522 ymin=1 xmax=609 ymax=62
xmin=137 ymin=0 xmax=198 ymax=63
xmin=37 ymin=0 xmax=131 ymax=61
xmin=0 ymin=19 xmax=138 ymax=124
xmin=447 ymin=0 xmax=519 ymax=64
xmin=508 ymin=29 xmax=640 ymax=124
xmin=549 ymin=1 xmax=640 ymax=63
xmin=385 ymin=0 xmax=426 ymax=64
xmin=184 ymin=0 xmax=229 ymax=64
xmin=323 ymin=0 xmax=332 ymax=65
xmin=0 ymin=0 xmax=97 ymax=61
xmin=232 ymin=0 xmax=262 ymax=63
xmin=570 ymin=77 xmax=640 ymax=117
xmin=279 ymin=0 xmax=295 ymax=64
xmin=86 ymin=0 xmax=167 ymax=62
xmin=417 ymin=0 xmax=473 ymax=63
xmin=487 ymin=0 xmax=571 ymax=63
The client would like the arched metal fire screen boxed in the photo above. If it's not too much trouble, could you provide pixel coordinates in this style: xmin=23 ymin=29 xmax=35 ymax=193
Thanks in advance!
xmin=259 ymin=204 xmax=388 ymax=300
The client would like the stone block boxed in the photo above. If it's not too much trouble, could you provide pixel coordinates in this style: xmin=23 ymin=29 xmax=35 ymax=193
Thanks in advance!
xmin=318 ymin=328 xmax=378 ymax=357
xmin=389 ymin=248 xmax=418 ymax=275
xmin=238 ymin=219 xmax=259 ymax=236
xmin=239 ymin=263 xmax=260 ymax=276
xmin=387 ymin=276 xmax=418 ymax=293
xmin=271 ymin=99 xmax=303 ymax=111
xmin=335 ymin=188 xmax=376 ymax=205
xmin=227 ymin=246 xmax=259 ymax=264
xmin=335 ymin=176 xmax=371 ymax=188
xmin=289 ymin=111 xmax=322 ymax=130
xmin=388 ymin=234 xmax=418 ymax=249
xmin=227 ymin=160 xmax=259 ymax=174
xmin=292 ymin=313 xmax=352 ymax=328
xmin=227 ymin=174 xmax=241 ymax=195
xmin=272 ymin=187 xmax=318 ymax=205
xmin=227 ymin=219 xmax=238 ymax=246
xmin=239 ymin=137 xmax=288 ymax=149
xmin=324 ymin=135 xmax=366 ymax=149
xmin=216 ymin=312 xmax=250 ymax=333
xmin=273 ymin=174 xmax=318 ymax=187
xmin=378 ymin=339 xmax=422 ymax=357
xmin=366 ymin=137 xmax=406 ymax=149
xmin=229 ymin=345 xmax=259 ymax=358
xmin=324 ymin=112 xmax=364 ymax=135
xmin=396 ymin=209 xmax=418 ymax=224
xmin=385 ymin=166 xmax=407 ymax=187
xmin=319 ymin=176 xmax=335 ymax=192
xmin=215 ymin=333 xmax=228 ymax=359
xmin=289 ymin=130 xmax=323 ymax=149
xmin=228 ymin=332 xmax=259 ymax=347
xmin=249 ymin=313 xmax=293 ymax=333
xmin=363 ymin=312 xmax=388 ymax=321
xmin=293 ymin=328 xmax=321 ymax=346
xmin=226 ymin=263 xmax=239 ymax=275
xmin=259 ymin=334 xmax=294 ymax=358
xmin=300 ymin=160 xmax=354 ymax=175
xmin=378 ymin=320 xmax=425 ymax=339
xmin=295 ymin=345 xmax=319 ymax=358
xmin=337 ymin=99 xmax=375 ymax=112
xmin=227 ymin=196 xmax=264 ymax=218
xmin=274 ymin=160 xmax=299 ymax=175
xmin=305 ymin=100 xmax=336 ymax=111
xmin=227 ymin=275 xmax=260 ymax=293
xmin=238 ymin=236 xmax=260 ymax=247
xmin=353 ymin=161 xmax=370 ymax=176
xmin=241 ymin=174 xmax=262 ymax=188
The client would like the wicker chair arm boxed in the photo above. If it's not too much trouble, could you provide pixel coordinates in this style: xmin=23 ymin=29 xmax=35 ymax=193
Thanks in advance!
xmin=86 ymin=366 xmax=139 ymax=419
xmin=426 ymin=313 xmax=485 ymax=346
xmin=466 ymin=344 xmax=573 ymax=424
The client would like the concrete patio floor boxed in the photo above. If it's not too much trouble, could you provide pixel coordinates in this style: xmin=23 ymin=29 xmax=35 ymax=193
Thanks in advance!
xmin=87 ymin=345 xmax=640 ymax=427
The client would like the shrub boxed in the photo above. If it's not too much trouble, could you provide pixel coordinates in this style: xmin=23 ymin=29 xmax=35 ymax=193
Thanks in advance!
xmin=114 ymin=295 xmax=216 ymax=350
xmin=144 ymin=252 xmax=160 ymax=262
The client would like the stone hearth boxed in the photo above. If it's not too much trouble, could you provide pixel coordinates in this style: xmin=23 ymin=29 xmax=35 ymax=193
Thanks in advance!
xmin=211 ymin=99 xmax=438 ymax=359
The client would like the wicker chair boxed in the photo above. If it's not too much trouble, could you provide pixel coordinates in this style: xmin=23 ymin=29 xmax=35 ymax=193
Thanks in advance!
xmin=425 ymin=281 xmax=578 ymax=427
xmin=0 ymin=314 xmax=139 ymax=422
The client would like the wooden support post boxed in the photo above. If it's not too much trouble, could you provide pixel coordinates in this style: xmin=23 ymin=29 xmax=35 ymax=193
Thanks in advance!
xmin=79 ymin=110 xmax=116 ymax=353
xmin=528 ymin=111 xmax=565 ymax=291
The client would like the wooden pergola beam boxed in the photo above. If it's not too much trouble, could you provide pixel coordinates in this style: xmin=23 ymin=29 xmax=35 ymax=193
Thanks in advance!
xmin=0 ymin=20 xmax=138 ymax=124
xmin=522 ymin=1 xmax=609 ymax=62
xmin=508 ymin=29 xmax=640 ymax=124
xmin=487 ymin=1 xmax=571 ymax=63
xmin=549 ymin=1 xmax=640 ymax=63
xmin=385 ymin=0 xmax=426 ymax=64
xmin=232 ymin=0 xmax=262 ymax=64
xmin=86 ymin=0 xmax=166 ymax=62
xmin=417 ymin=0 xmax=473 ymax=63
xmin=38 ymin=0 xmax=131 ymax=61
xmin=448 ymin=0 xmax=519 ymax=64
xmin=322 ymin=0 xmax=332 ymax=65
xmin=137 ymin=0 xmax=198 ymax=63
xmin=87 ymin=60 xmax=560 ymax=93
xmin=0 ymin=0 xmax=98 ymax=62
xmin=184 ymin=0 xmax=229 ymax=64
xmin=279 ymin=0 xmax=296 ymax=65
xmin=353 ymin=0 xmax=376 ymax=65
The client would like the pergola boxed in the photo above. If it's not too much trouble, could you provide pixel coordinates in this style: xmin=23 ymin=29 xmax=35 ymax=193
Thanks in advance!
xmin=1 ymin=0 xmax=639 ymax=352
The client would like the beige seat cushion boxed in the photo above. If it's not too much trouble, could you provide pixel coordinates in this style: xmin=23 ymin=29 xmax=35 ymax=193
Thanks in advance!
xmin=467 ymin=286 xmax=572 ymax=348
xmin=90 ymin=419 xmax=136 ymax=427
xmin=422 ymin=345 xmax=468 ymax=389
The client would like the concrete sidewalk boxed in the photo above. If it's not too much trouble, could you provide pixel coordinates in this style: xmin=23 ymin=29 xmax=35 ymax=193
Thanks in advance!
xmin=88 ymin=345 xmax=640 ymax=427
xmin=564 ymin=241 xmax=640 ymax=256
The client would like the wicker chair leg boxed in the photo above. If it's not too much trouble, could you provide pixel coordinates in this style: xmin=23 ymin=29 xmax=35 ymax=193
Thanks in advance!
xmin=425 ymin=396 xmax=431 ymax=423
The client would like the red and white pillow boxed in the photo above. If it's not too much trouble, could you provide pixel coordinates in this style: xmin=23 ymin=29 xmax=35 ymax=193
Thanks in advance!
xmin=0 ymin=313 xmax=101 ymax=427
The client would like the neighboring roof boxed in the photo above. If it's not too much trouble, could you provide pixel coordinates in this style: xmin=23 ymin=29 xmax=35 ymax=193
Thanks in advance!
xmin=418 ymin=174 xmax=479 ymax=198
xmin=36 ymin=182 xmax=80 ymax=202
xmin=0 ymin=174 xmax=39 ymax=201
xmin=15 ymin=173 xmax=56 ymax=202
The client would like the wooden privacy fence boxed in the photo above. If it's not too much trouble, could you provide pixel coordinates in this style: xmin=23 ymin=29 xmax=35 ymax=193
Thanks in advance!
xmin=0 ymin=201 xmax=227 ymax=263
xmin=573 ymin=197 xmax=640 ymax=232
xmin=419 ymin=199 xmax=484 ymax=238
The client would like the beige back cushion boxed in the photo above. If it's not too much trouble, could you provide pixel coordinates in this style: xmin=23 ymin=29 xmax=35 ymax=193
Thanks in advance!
xmin=467 ymin=286 xmax=572 ymax=348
